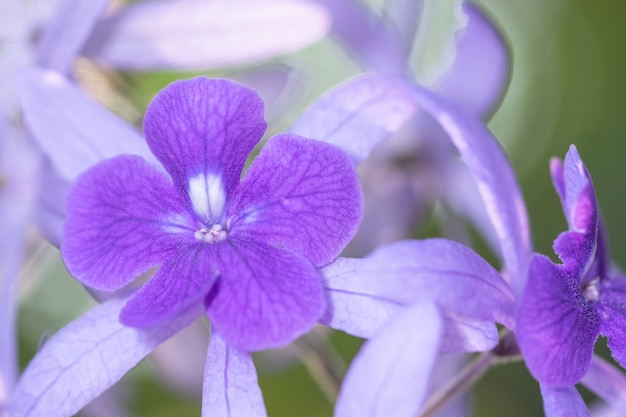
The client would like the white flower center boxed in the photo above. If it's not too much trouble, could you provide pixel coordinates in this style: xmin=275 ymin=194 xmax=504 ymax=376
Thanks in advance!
xmin=194 ymin=223 xmax=228 ymax=243
xmin=582 ymin=277 xmax=600 ymax=303
xmin=188 ymin=173 xmax=226 ymax=223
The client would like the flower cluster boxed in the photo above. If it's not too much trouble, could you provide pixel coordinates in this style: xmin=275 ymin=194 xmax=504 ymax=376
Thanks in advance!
xmin=2 ymin=1 xmax=626 ymax=417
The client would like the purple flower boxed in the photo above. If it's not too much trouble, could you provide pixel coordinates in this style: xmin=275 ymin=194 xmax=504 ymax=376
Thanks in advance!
xmin=517 ymin=145 xmax=626 ymax=387
xmin=9 ymin=76 xmax=362 ymax=416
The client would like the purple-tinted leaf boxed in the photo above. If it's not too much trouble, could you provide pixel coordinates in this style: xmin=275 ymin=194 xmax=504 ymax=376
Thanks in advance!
xmin=320 ymin=257 xmax=403 ymax=338
xmin=206 ymin=239 xmax=325 ymax=352
xmin=404 ymin=82 xmax=531 ymax=297
xmin=228 ymin=134 xmax=362 ymax=267
xmin=540 ymin=385 xmax=590 ymax=417
xmin=517 ymin=254 xmax=599 ymax=386
xmin=35 ymin=0 xmax=108 ymax=73
xmin=597 ymin=278 xmax=626 ymax=368
xmin=202 ymin=332 xmax=267 ymax=417
xmin=290 ymin=75 xmax=417 ymax=164
xmin=335 ymin=303 xmax=442 ymax=417
xmin=9 ymin=299 xmax=201 ymax=417
xmin=581 ymin=355 xmax=626 ymax=414
xmin=83 ymin=0 xmax=329 ymax=70
xmin=62 ymin=155 xmax=191 ymax=291
xmin=120 ymin=244 xmax=219 ymax=328
xmin=143 ymin=77 xmax=266 ymax=213
xmin=17 ymin=68 xmax=153 ymax=181
xmin=434 ymin=1 xmax=511 ymax=119
xmin=349 ymin=239 xmax=516 ymax=329
xmin=314 ymin=0 xmax=407 ymax=75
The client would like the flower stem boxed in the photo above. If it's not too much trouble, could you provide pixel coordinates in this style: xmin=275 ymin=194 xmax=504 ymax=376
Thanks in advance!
xmin=292 ymin=330 xmax=347 ymax=403
xmin=421 ymin=351 xmax=495 ymax=417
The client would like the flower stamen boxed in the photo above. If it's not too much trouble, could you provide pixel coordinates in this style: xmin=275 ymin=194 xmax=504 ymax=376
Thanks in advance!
xmin=195 ymin=223 xmax=227 ymax=243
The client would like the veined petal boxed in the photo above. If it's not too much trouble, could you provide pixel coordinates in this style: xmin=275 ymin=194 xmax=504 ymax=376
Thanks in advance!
xmin=143 ymin=77 xmax=266 ymax=219
xmin=202 ymin=332 xmax=267 ymax=417
xmin=290 ymin=75 xmax=417 ymax=164
xmin=35 ymin=0 xmax=108 ymax=73
xmin=120 ymin=244 xmax=219 ymax=328
xmin=335 ymin=303 xmax=442 ymax=417
xmin=320 ymin=258 xmax=403 ymax=338
xmin=581 ymin=355 xmax=626 ymax=414
xmin=206 ymin=239 xmax=325 ymax=352
xmin=517 ymin=255 xmax=599 ymax=386
xmin=9 ymin=299 xmax=201 ymax=417
xmin=228 ymin=134 xmax=362 ymax=266
xmin=540 ymin=385 xmax=590 ymax=417
xmin=62 ymin=155 xmax=192 ymax=291
xmin=82 ymin=0 xmax=329 ymax=70
xmin=346 ymin=239 xmax=516 ymax=329
xmin=17 ymin=68 xmax=154 ymax=182
xmin=434 ymin=1 xmax=511 ymax=119
xmin=404 ymin=82 xmax=531 ymax=298
xmin=439 ymin=313 xmax=498 ymax=353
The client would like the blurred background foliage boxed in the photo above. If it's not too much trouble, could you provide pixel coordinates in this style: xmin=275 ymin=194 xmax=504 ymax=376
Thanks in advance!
xmin=16 ymin=0 xmax=626 ymax=415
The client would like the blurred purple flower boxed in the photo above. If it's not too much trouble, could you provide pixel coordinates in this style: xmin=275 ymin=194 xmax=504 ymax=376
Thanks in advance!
xmin=518 ymin=146 xmax=626 ymax=387
xmin=9 ymin=77 xmax=363 ymax=416
xmin=312 ymin=0 xmax=510 ymax=256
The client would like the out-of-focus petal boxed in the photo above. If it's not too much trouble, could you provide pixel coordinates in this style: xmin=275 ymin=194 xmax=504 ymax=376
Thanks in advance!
xmin=0 ymin=123 xmax=39 ymax=399
xmin=34 ymin=163 xmax=69 ymax=247
xmin=404 ymin=82 xmax=531 ymax=297
xmin=206 ymin=240 xmax=325 ymax=352
xmin=439 ymin=313 xmax=498 ymax=352
xmin=383 ymin=0 xmax=424 ymax=54
xmin=143 ymin=77 xmax=266 ymax=213
xmin=17 ymin=68 xmax=153 ymax=181
xmin=229 ymin=134 xmax=362 ymax=267
xmin=62 ymin=155 xmax=191 ymax=291
xmin=120 ymin=244 xmax=219 ymax=328
xmin=290 ymin=75 xmax=417 ymax=164
xmin=434 ymin=1 xmax=511 ymax=120
xmin=351 ymin=239 xmax=516 ymax=329
xmin=82 ymin=0 xmax=329 ymax=70
xmin=517 ymin=255 xmax=599 ymax=386
xmin=581 ymin=355 xmax=626 ymax=414
xmin=35 ymin=0 xmax=108 ymax=73
xmin=319 ymin=258 xmax=403 ymax=338
xmin=540 ymin=385 xmax=590 ymax=417
xmin=202 ymin=332 xmax=267 ymax=417
xmin=314 ymin=0 xmax=407 ymax=74
xmin=335 ymin=303 xmax=442 ymax=417
xmin=9 ymin=299 xmax=201 ymax=417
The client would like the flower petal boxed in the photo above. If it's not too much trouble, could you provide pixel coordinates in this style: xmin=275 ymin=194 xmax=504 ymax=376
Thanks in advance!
xmin=62 ymin=155 xmax=191 ymax=291
xmin=517 ymin=254 xmax=599 ymax=386
xmin=206 ymin=239 xmax=325 ymax=352
xmin=434 ymin=1 xmax=511 ymax=119
xmin=228 ymin=133 xmax=362 ymax=266
xmin=597 ymin=278 xmax=626 ymax=368
xmin=540 ymin=385 xmax=590 ymax=417
xmin=345 ymin=239 xmax=516 ymax=329
xmin=34 ymin=163 xmax=69 ymax=247
xmin=35 ymin=0 xmax=108 ymax=73
xmin=581 ymin=355 xmax=626 ymax=414
xmin=335 ymin=303 xmax=442 ymax=417
xmin=202 ymin=332 xmax=267 ymax=417
xmin=17 ymin=68 xmax=154 ymax=182
xmin=383 ymin=0 xmax=424 ymax=54
xmin=319 ymin=258 xmax=403 ymax=338
xmin=9 ymin=299 xmax=201 ymax=417
xmin=290 ymin=75 xmax=417 ymax=164
xmin=404 ymin=82 xmax=531 ymax=297
xmin=82 ymin=0 xmax=329 ymax=70
xmin=314 ymin=0 xmax=407 ymax=74
xmin=143 ymin=77 xmax=266 ymax=217
xmin=439 ymin=313 xmax=498 ymax=353
xmin=120 ymin=244 xmax=219 ymax=328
